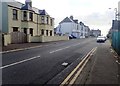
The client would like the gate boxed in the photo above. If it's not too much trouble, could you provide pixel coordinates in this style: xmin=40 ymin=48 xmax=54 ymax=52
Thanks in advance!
xmin=10 ymin=32 xmax=27 ymax=44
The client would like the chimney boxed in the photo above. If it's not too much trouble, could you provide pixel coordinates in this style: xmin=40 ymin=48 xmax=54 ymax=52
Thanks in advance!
xmin=70 ymin=15 xmax=73 ymax=20
xmin=25 ymin=0 xmax=32 ymax=7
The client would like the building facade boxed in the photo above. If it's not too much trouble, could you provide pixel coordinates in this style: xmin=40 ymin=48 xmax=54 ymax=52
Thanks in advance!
xmin=90 ymin=29 xmax=101 ymax=37
xmin=55 ymin=16 xmax=90 ymax=38
xmin=2 ymin=0 xmax=54 ymax=37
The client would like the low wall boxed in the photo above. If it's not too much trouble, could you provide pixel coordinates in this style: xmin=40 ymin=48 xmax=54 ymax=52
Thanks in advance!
xmin=42 ymin=36 xmax=69 ymax=42
xmin=3 ymin=34 xmax=11 ymax=46
xmin=29 ymin=35 xmax=69 ymax=43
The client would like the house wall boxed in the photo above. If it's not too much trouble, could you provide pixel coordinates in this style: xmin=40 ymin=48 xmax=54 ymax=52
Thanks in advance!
xmin=8 ymin=6 xmax=21 ymax=33
xmin=57 ymin=22 xmax=76 ymax=36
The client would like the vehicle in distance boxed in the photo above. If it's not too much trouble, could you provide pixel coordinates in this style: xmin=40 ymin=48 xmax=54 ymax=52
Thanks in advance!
xmin=96 ymin=36 xmax=106 ymax=43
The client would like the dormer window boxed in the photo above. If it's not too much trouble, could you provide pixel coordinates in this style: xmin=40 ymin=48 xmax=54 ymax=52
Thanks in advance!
xmin=29 ymin=12 xmax=33 ymax=21
xmin=23 ymin=11 xmax=27 ymax=21
xmin=13 ymin=9 xmax=18 ymax=20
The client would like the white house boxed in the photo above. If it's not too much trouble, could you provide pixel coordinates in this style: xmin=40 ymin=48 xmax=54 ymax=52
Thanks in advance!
xmin=56 ymin=16 xmax=90 ymax=38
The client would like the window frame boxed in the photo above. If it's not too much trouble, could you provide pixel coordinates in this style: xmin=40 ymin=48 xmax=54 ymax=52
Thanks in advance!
xmin=13 ymin=9 xmax=18 ymax=20
xmin=23 ymin=11 xmax=27 ymax=21
xmin=29 ymin=12 xmax=33 ymax=21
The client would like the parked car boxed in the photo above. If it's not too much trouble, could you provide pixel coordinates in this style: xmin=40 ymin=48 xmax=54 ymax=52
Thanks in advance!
xmin=96 ymin=36 xmax=106 ymax=43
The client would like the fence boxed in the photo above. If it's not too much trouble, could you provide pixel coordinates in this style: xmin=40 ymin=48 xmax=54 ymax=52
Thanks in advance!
xmin=112 ymin=31 xmax=120 ymax=55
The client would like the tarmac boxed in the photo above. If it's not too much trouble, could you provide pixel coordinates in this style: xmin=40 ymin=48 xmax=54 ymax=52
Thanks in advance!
xmin=1 ymin=40 xmax=120 ymax=85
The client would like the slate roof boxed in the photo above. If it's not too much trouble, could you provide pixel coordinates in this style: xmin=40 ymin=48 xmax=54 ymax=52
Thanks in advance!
xmin=59 ymin=17 xmax=74 ymax=24
xmin=7 ymin=0 xmax=49 ymax=15
xmin=39 ymin=10 xmax=49 ymax=15
xmin=7 ymin=0 xmax=24 ymax=9
xmin=21 ymin=3 xmax=33 ymax=11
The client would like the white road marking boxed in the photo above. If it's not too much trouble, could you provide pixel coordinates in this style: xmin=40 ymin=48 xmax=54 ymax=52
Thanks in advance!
xmin=49 ymin=43 xmax=82 ymax=54
xmin=1 ymin=45 xmax=43 ymax=54
xmin=49 ymin=46 xmax=70 ymax=54
xmin=0 ymin=56 xmax=41 ymax=69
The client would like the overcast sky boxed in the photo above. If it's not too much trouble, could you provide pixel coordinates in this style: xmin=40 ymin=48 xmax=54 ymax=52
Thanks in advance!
xmin=14 ymin=0 xmax=120 ymax=35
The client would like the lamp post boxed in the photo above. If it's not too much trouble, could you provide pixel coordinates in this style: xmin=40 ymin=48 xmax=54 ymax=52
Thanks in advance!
xmin=114 ymin=8 xmax=118 ymax=20
xmin=109 ymin=8 xmax=118 ymax=20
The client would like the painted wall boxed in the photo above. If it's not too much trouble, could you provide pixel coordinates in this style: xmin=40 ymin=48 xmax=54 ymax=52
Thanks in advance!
xmin=2 ymin=2 xmax=8 ymax=33
xmin=8 ymin=6 xmax=21 ymax=33
xmin=30 ymin=35 xmax=69 ymax=43
xmin=56 ymin=22 xmax=76 ymax=36
xmin=56 ymin=22 xmax=89 ymax=38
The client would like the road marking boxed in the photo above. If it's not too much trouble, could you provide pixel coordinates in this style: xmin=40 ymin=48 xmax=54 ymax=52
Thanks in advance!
xmin=60 ymin=47 xmax=97 ymax=85
xmin=0 ymin=56 xmax=41 ymax=69
xmin=49 ymin=43 xmax=82 ymax=54
xmin=1 ymin=45 xmax=43 ymax=54
xmin=49 ymin=46 xmax=70 ymax=54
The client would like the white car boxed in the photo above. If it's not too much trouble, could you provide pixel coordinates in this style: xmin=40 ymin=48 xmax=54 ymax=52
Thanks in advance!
xmin=96 ymin=36 xmax=106 ymax=43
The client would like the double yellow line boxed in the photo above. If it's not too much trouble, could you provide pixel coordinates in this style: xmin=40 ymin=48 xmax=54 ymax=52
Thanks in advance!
xmin=60 ymin=47 xmax=97 ymax=86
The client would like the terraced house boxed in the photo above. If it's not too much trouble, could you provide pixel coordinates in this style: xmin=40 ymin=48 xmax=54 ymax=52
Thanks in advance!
xmin=2 ymin=0 xmax=54 ymax=44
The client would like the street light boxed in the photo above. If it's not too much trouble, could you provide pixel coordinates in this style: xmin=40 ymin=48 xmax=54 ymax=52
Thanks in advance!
xmin=109 ymin=8 xmax=118 ymax=20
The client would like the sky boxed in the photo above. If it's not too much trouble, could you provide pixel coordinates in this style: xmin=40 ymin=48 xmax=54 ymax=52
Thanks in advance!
xmin=14 ymin=0 xmax=120 ymax=36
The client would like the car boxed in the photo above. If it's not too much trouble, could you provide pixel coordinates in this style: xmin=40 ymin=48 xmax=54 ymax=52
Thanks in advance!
xmin=96 ymin=36 xmax=106 ymax=43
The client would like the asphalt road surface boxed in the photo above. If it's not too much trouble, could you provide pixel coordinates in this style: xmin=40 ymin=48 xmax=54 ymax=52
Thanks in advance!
xmin=2 ymin=38 xmax=99 ymax=85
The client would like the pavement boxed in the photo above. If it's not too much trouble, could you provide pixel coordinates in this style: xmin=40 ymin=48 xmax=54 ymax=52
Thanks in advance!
xmin=2 ymin=41 xmax=67 ymax=53
xmin=74 ymin=40 xmax=120 ymax=85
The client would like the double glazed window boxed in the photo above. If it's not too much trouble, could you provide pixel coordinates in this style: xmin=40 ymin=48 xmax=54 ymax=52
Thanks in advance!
xmin=41 ymin=29 xmax=44 ymax=35
xmin=29 ymin=12 xmax=33 ymax=21
xmin=30 ymin=28 xmax=33 ymax=36
xmin=13 ymin=27 xmax=18 ymax=32
xmin=13 ymin=9 xmax=18 ymax=20
xmin=23 ymin=11 xmax=27 ymax=21
xmin=50 ymin=30 xmax=52 ymax=36
xmin=50 ymin=19 xmax=53 ymax=26
xmin=47 ymin=17 xmax=49 ymax=24
xmin=41 ymin=16 xmax=45 ymax=24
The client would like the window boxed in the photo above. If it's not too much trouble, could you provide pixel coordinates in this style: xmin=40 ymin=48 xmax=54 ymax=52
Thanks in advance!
xmin=50 ymin=19 xmax=53 ymax=26
xmin=47 ymin=17 xmax=49 ymax=24
xmin=23 ymin=11 xmax=27 ymax=21
xmin=81 ymin=26 xmax=83 ymax=31
xmin=50 ymin=30 xmax=52 ymax=36
xmin=41 ymin=16 xmax=44 ymax=24
xmin=41 ymin=29 xmax=44 ymax=35
xmin=29 ymin=12 xmax=33 ymax=21
xmin=13 ymin=9 xmax=18 ymax=20
xmin=13 ymin=27 xmax=18 ymax=32
xmin=30 ymin=28 xmax=33 ymax=36
xmin=77 ymin=25 xmax=79 ymax=30
xmin=46 ymin=30 xmax=48 ymax=36
xmin=24 ymin=28 xmax=27 ymax=34
xmin=81 ymin=33 xmax=83 ymax=36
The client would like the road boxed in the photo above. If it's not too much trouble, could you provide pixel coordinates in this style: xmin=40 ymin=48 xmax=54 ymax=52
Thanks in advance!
xmin=2 ymin=38 xmax=99 ymax=85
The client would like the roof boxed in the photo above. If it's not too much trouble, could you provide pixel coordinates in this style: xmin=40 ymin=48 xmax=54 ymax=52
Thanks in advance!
xmin=59 ymin=17 xmax=74 ymax=24
xmin=7 ymin=1 xmax=24 ymax=8
xmin=6 ymin=0 xmax=49 ymax=15
xmin=21 ymin=3 xmax=33 ymax=11
xmin=39 ymin=10 xmax=49 ymax=15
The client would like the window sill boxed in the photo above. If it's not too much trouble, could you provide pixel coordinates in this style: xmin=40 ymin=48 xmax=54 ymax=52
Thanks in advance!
xmin=13 ymin=19 xmax=18 ymax=21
